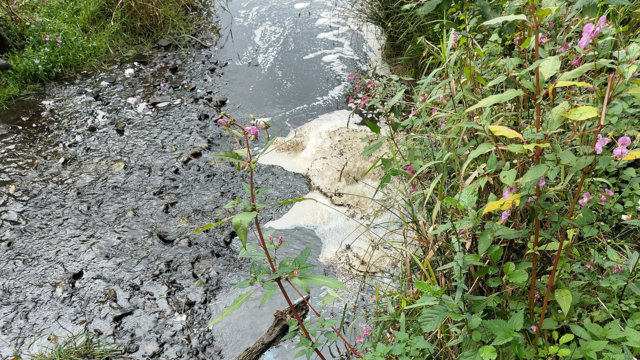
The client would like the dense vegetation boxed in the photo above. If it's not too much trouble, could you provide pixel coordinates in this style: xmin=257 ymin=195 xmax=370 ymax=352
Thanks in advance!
xmin=348 ymin=0 xmax=640 ymax=359
xmin=0 ymin=0 xmax=202 ymax=105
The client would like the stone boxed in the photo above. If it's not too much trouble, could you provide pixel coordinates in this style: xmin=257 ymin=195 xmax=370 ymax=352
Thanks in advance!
xmin=149 ymin=95 xmax=171 ymax=105
xmin=0 ymin=58 xmax=10 ymax=70
xmin=114 ymin=120 xmax=125 ymax=135
xmin=157 ymin=38 xmax=172 ymax=48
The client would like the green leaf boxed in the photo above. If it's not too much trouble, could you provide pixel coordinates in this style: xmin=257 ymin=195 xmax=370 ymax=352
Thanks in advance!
xmin=570 ymin=324 xmax=592 ymax=340
xmin=561 ymin=106 xmax=600 ymax=121
xmin=539 ymin=56 xmax=561 ymax=81
xmin=559 ymin=334 xmax=575 ymax=345
xmin=298 ymin=273 xmax=345 ymax=290
xmin=508 ymin=310 xmax=524 ymax=331
xmin=214 ymin=150 xmax=246 ymax=164
xmin=274 ymin=197 xmax=311 ymax=206
xmin=416 ymin=0 xmax=443 ymax=15
xmin=478 ymin=228 xmax=494 ymax=254
xmin=462 ymin=142 xmax=495 ymax=173
xmin=419 ymin=304 xmax=449 ymax=332
xmin=482 ymin=14 xmax=528 ymax=26
xmin=508 ymin=270 xmax=528 ymax=284
xmin=361 ymin=138 xmax=384 ymax=156
xmin=193 ymin=216 xmax=232 ymax=233
xmin=467 ymin=89 xmax=524 ymax=113
xmin=232 ymin=211 xmax=258 ymax=248
xmin=518 ymin=164 xmax=548 ymax=185
xmin=479 ymin=345 xmax=497 ymax=360
xmin=208 ymin=290 xmax=254 ymax=327
xmin=365 ymin=121 xmax=381 ymax=134
xmin=554 ymin=288 xmax=572 ymax=316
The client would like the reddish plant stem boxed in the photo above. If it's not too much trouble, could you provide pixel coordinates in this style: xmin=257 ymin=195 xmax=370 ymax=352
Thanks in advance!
xmin=533 ymin=73 xmax=615 ymax=346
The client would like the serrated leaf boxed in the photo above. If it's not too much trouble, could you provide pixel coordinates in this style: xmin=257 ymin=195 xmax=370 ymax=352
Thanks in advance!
xmin=208 ymin=290 xmax=254 ymax=327
xmin=419 ymin=304 xmax=449 ymax=332
xmin=361 ymin=138 xmax=384 ymax=156
xmin=482 ymin=193 xmax=523 ymax=215
xmin=550 ymin=81 xmax=592 ymax=100
xmin=479 ymin=345 xmax=497 ymax=360
xmin=232 ymin=211 xmax=258 ymax=248
xmin=467 ymin=89 xmax=524 ymax=113
xmin=489 ymin=125 xmax=524 ymax=140
xmin=622 ymin=149 xmax=640 ymax=161
xmin=561 ymin=106 xmax=600 ymax=121
xmin=554 ymin=288 xmax=572 ymax=316
xmin=482 ymin=14 xmax=527 ymax=26
xmin=508 ymin=310 xmax=524 ymax=331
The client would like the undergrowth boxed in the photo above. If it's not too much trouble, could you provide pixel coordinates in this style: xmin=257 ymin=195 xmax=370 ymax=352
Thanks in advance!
xmin=351 ymin=0 xmax=640 ymax=359
xmin=0 ymin=0 xmax=202 ymax=106
xmin=22 ymin=333 xmax=120 ymax=360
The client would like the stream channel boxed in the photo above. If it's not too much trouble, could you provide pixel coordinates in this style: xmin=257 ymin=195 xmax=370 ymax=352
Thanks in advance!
xmin=0 ymin=0 xmax=383 ymax=359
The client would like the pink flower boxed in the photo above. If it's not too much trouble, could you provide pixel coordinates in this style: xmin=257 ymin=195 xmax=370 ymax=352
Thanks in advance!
xmin=570 ymin=57 xmax=582 ymax=67
xmin=217 ymin=118 xmax=228 ymax=127
xmin=348 ymin=96 xmax=354 ymax=104
xmin=45 ymin=35 xmax=50 ymax=41
xmin=56 ymin=37 xmax=62 ymax=46
xmin=634 ymin=71 xmax=639 ymax=77
xmin=293 ymin=269 xmax=299 ymax=277
xmin=549 ymin=20 xmax=554 ymax=30
xmin=439 ymin=120 xmax=446 ymax=128
xmin=500 ymin=210 xmax=510 ymax=224
xmin=277 ymin=236 xmax=283 ymax=246
xmin=355 ymin=82 xmax=361 ymax=91
xmin=459 ymin=229 xmax=467 ymax=235
xmin=409 ymin=184 xmax=417 ymax=194
xmin=594 ymin=134 xmax=612 ymax=154
xmin=613 ymin=265 xmax=622 ymax=274
xmin=539 ymin=33 xmax=549 ymax=44
xmin=579 ymin=17 xmax=607 ymax=50
xmin=598 ymin=15 xmax=607 ymax=28
xmin=420 ymin=94 xmax=426 ymax=102
xmin=359 ymin=94 xmax=370 ymax=109
xmin=605 ymin=188 xmax=614 ymax=196
xmin=578 ymin=192 xmax=593 ymax=206
xmin=407 ymin=165 xmax=415 ymax=176
xmin=160 ymin=83 xmax=166 ymax=88
xmin=586 ymin=259 xmax=594 ymax=269
xmin=348 ymin=73 xmax=355 ymax=81
xmin=514 ymin=36 xmax=520 ymax=45
xmin=530 ymin=325 xmax=538 ymax=332
xmin=538 ymin=177 xmax=546 ymax=187
xmin=557 ymin=43 xmax=570 ymax=54
xmin=622 ymin=214 xmax=632 ymax=221
xmin=534 ymin=293 xmax=542 ymax=301
xmin=613 ymin=146 xmax=629 ymax=159
xmin=410 ymin=109 xmax=418 ymax=117
xmin=503 ymin=187 xmax=519 ymax=200
xmin=599 ymin=195 xmax=607 ymax=202
xmin=452 ymin=32 xmax=459 ymax=41
xmin=618 ymin=136 xmax=632 ymax=147
xmin=432 ymin=108 xmax=439 ymax=115
xmin=362 ymin=326 xmax=371 ymax=337
xmin=366 ymin=80 xmax=375 ymax=89
xmin=245 ymin=126 xmax=258 ymax=136
xmin=355 ymin=335 xmax=364 ymax=344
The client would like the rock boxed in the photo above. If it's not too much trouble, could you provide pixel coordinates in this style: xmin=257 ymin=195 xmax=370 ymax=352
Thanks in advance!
xmin=87 ymin=124 xmax=97 ymax=132
xmin=185 ymin=83 xmax=196 ymax=92
xmin=149 ymin=95 xmax=171 ymax=105
xmin=125 ymin=343 xmax=140 ymax=354
xmin=124 ymin=68 xmax=135 ymax=77
xmin=213 ymin=97 xmax=228 ymax=107
xmin=114 ymin=120 xmax=125 ymax=135
xmin=157 ymin=38 xmax=172 ymax=48
xmin=0 ymin=58 xmax=10 ymax=70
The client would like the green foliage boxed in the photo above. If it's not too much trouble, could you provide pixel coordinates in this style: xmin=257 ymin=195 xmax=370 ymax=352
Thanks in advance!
xmin=355 ymin=0 xmax=640 ymax=358
xmin=0 ymin=0 xmax=202 ymax=105
xmin=27 ymin=333 xmax=120 ymax=360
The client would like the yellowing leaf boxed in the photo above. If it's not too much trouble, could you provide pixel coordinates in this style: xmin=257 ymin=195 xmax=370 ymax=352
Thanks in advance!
xmin=523 ymin=143 xmax=550 ymax=151
xmin=626 ymin=87 xmax=640 ymax=100
xmin=549 ymin=81 xmax=592 ymax=100
xmin=567 ymin=228 xmax=578 ymax=242
xmin=483 ymin=194 xmax=523 ymax=215
xmin=489 ymin=125 xmax=524 ymax=140
xmin=622 ymin=149 xmax=640 ymax=161
xmin=561 ymin=106 xmax=599 ymax=121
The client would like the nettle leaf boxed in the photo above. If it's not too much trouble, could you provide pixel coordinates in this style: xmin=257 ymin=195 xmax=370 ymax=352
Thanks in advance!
xmin=479 ymin=345 xmax=498 ymax=360
xmin=489 ymin=125 xmax=524 ymax=140
xmin=208 ymin=289 xmax=255 ymax=327
xmin=482 ymin=14 xmax=527 ymax=26
xmin=561 ymin=106 xmax=600 ymax=121
xmin=467 ymin=89 xmax=524 ymax=113
xmin=554 ymin=288 xmax=572 ymax=316
xmin=482 ymin=194 xmax=522 ymax=215
xmin=232 ymin=211 xmax=258 ymax=248
xmin=419 ymin=303 xmax=449 ymax=332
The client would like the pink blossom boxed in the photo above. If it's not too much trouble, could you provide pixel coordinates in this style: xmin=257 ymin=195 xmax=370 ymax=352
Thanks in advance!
xmin=409 ymin=184 xmax=417 ymax=194
xmin=407 ymin=165 xmax=415 ymax=176
xmin=622 ymin=214 xmax=632 ymax=221
xmin=410 ymin=109 xmax=418 ymax=117
xmin=459 ymin=229 xmax=467 ymax=235
xmin=598 ymin=15 xmax=607 ymax=28
xmin=618 ymin=136 xmax=632 ymax=147
xmin=420 ymin=94 xmax=426 ymax=102
xmin=355 ymin=82 xmax=361 ymax=91
xmin=613 ymin=265 xmax=622 ymax=274
xmin=432 ymin=108 xmax=439 ymax=115
xmin=439 ymin=120 xmax=446 ymax=128
xmin=45 ymin=35 xmax=50 ymax=41
xmin=634 ymin=71 xmax=639 ymax=77
xmin=613 ymin=136 xmax=630 ymax=159
xmin=362 ymin=326 xmax=371 ymax=337
xmin=549 ymin=20 xmax=554 ymax=30
xmin=217 ymin=118 xmax=228 ymax=127
xmin=530 ymin=325 xmax=538 ymax=332
xmin=579 ymin=17 xmax=607 ymax=50
xmin=538 ymin=177 xmax=546 ymax=187
xmin=277 ymin=236 xmax=283 ymax=246
xmin=570 ymin=57 xmax=582 ymax=67
xmin=534 ymin=293 xmax=542 ymax=301
xmin=605 ymin=188 xmax=614 ymax=196
xmin=500 ymin=210 xmax=510 ymax=224
xmin=514 ymin=36 xmax=520 ymax=45
xmin=503 ymin=187 xmax=519 ymax=200
xmin=539 ymin=33 xmax=549 ymax=44
xmin=245 ymin=126 xmax=258 ymax=136
xmin=586 ymin=259 xmax=594 ymax=269
xmin=348 ymin=73 xmax=355 ymax=81
xmin=600 ymin=195 xmax=607 ymax=202
xmin=355 ymin=335 xmax=364 ymax=344
xmin=348 ymin=96 xmax=354 ymax=104
xmin=56 ymin=37 xmax=62 ymax=46
xmin=359 ymin=94 xmax=370 ymax=109
xmin=557 ymin=43 xmax=570 ymax=54
xmin=293 ymin=269 xmax=299 ymax=277
xmin=594 ymin=134 xmax=612 ymax=154
xmin=452 ymin=32 xmax=459 ymax=41
xmin=578 ymin=192 xmax=593 ymax=206
xmin=366 ymin=80 xmax=375 ymax=89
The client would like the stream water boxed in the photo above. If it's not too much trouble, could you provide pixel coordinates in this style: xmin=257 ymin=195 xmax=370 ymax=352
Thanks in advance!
xmin=0 ymin=0 xmax=374 ymax=358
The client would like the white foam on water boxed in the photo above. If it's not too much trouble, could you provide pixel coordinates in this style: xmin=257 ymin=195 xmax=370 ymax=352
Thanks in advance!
xmin=294 ymin=2 xmax=310 ymax=9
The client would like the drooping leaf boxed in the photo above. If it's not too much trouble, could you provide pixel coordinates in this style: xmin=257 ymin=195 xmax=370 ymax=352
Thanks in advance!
xmin=549 ymin=81 xmax=593 ymax=100
xmin=208 ymin=289 xmax=255 ymax=327
xmin=622 ymin=149 xmax=640 ymax=161
xmin=482 ymin=14 xmax=528 ymax=26
xmin=482 ymin=193 xmax=523 ymax=215
xmin=554 ymin=288 xmax=572 ymax=316
xmin=561 ymin=106 xmax=600 ymax=121
xmin=462 ymin=142 xmax=495 ymax=173
xmin=232 ymin=211 xmax=258 ymax=248
xmin=489 ymin=125 xmax=524 ymax=140
xmin=467 ymin=89 xmax=524 ymax=113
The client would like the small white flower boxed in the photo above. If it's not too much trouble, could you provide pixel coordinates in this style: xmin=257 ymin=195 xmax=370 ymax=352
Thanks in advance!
xmin=622 ymin=215 xmax=632 ymax=221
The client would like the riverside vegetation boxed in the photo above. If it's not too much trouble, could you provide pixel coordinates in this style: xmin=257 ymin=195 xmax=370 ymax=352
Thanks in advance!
xmin=210 ymin=0 xmax=640 ymax=359
xmin=0 ymin=0 xmax=202 ymax=106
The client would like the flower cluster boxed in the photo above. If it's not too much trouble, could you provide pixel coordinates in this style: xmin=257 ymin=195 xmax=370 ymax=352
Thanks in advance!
xmin=578 ymin=15 xmax=607 ymax=49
